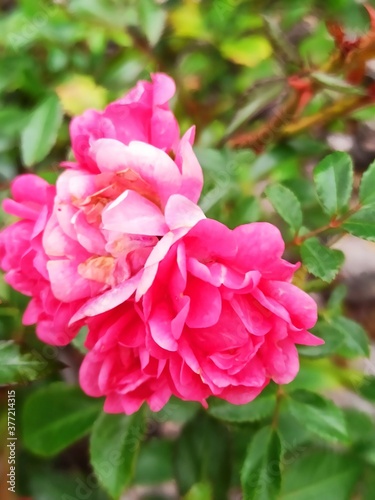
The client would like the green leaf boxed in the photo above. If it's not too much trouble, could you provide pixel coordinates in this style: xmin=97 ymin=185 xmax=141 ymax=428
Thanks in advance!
xmin=285 ymin=390 xmax=349 ymax=444
xmin=71 ymin=327 xmax=88 ymax=354
xmin=208 ymin=385 xmax=276 ymax=423
xmin=90 ymin=410 xmax=145 ymax=500
xmin=331 ymin=316 xmax=369 ymax=358
xmin=27 ymin=464 xmax=109 ymax=500
xmin=342 ymin=205 xmax=375 ymax=241
xmin=174 ymin=413 xmax=231 ymax=499
xmin=311 ymin=72 xmax=365 ymax=94
xmin=0 ymin=340 xmax=57 ymax=385
xmin=221 ymin=35 xmax=272 ymax=67
xmin=265 ymin=183 xmax=303 ymax=233
xmin=313 ymin=152 xmax=353 ymax=216
xmin=21 ymin=93 xmax=63 ymax=166
xmin=301 ymin=238 xmax=344 ymax=282
xmin=344 ymin=408 xmax=375 ymax=444
xmin=359 ymin=160 xmax=375 ymax=205
xmin=138 ymin=0 xmax=167 ymax=46
xmin=327 ymin=284 xmax=347 ymax=312
xmin=300 ymin=316 xmax=369 ymax=359
xmin=241 ymin=426 xmax=282 ymax=500
xmin=56 ymin=75 xmax=108 ymax=116
xmin=280 ymin=450 xmax=362 ymax=500
xmin=134 ymin=439 xmax=173 ymax=485
xmin=22 ymin=382 xmax=102 ymax=456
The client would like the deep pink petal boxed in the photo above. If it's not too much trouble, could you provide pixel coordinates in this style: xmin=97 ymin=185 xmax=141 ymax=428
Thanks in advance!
xmin=185 ymin=276 xmax=222 ymax=328
xmin=233 ymin=223 xmax=298 ymax=279
xmin=260 ymin=280 xmax=317 ymax=330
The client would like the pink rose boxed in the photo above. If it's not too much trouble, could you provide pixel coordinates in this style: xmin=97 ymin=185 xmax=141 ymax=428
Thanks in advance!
xmin=77 ymin=219 xmax=321 ymax=413
xmin=0 ymin=175 xmax=82 ymax=345
xmin=67 ymin=73 xmax=180 ymax=173
xmin=79 ymin=302 xmax=172 ymax=414
xmin=0 ymin=74 xmax=203 ymax=347
xmin=42 ymin=73 xmax=203 ymax=330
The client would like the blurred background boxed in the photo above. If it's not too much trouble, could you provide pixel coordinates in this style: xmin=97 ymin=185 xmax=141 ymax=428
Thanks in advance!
xmin=2 ymin=0 xmax=375 ymax=499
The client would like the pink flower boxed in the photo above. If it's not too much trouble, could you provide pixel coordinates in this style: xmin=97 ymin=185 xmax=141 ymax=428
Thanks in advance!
xmin=42 ymin=73 xmax=203 ymax=331
xmin=0 ymin=175 xmax=82 ymax=345
xmin=67 ymin=73 xmax=180 ymax=173
xmin=77 ymin=220 xmax=322 ymax=413
xmin=0 ymin=74 xmax=203 ymax=348
xmin=0 ymin=72 xmax=322 ymax=414
xmin=79 ymin=302 xmax=172 ymax=414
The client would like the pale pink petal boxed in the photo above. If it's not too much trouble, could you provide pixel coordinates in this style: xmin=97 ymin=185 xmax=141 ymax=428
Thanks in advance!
xmin=174 ymin=127 xmax=203 ymax=203
xmin=90 ymin=139 xmax=182 ymax=206
xmin=69 ymin=272 xmax=141 ymax=323
xmin=102 ymin=190 xmax=168 ymax=236
xmin=164 ymin=194 xmax=205 ymax=231
xmin=47 ymin=260 xmax=104 ymax=302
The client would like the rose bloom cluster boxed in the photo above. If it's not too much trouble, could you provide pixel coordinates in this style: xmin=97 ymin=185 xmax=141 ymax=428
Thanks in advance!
xmin=0 ymin=74 xmax=323 ymax=414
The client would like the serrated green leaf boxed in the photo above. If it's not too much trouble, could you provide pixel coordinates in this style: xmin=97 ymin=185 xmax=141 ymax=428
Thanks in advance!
xmin=301 ymin=238 xmax=344 ymax=282
xmin=174 ymin=413 xmax=231 ymax=500
xmin=90 ymin=410 xmax=145 ymax=500
xmin=265 ymin=183 xmax=303 ymax=232
xmin=300 ymin=316 xmax=369 ymax=359
xmin=22 ymin=382 xmax=102 ymax=456
xmin=332 ymin=316 xmax=369 ymax=358
xmin=21 ymin=93 xmax=63 ymax=166
xmin=0 ymin=340 xmax=56 ymax=385
xmin=208 ymin=385 xmax=276 ymax=423
xmin=285 ymin=390 xmax=349 ymax=444
xmin=280 ymin=450 xmax=361 ymax=500
xmin=342 ymin=205 xmax=375 ymax=241
xmin=241 ymin=426 xmax=282 ymax=500
xmin=313 ymin=152 xmax=353 ymax=216
xmin=311 ymin=72 xmax=365 ymax=94
xmin=359 ymin=160 xmax=375 ymax=205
